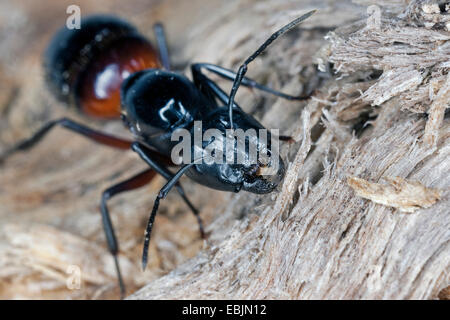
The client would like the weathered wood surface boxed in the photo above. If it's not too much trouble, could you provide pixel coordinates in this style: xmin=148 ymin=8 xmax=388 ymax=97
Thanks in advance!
xmin=0 ymin=0 xmax=448 ymax=300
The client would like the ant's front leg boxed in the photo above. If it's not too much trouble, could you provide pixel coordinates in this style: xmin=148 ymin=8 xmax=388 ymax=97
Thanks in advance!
xmin=100 ymin=168 xmax=157 ymax=298
xmin=100 ymin=145 xmax=203 ymax=298
xmin=0 ymin=117 xmax=132 ymax=164
xmin=191 ymin=66 xmax=296 ymax=142
xmin=131 ymin=142 xmax=205 ymax=238
xmin=223 ymin=11 xmax=316 ymax=128
xmin=192 ymin=63 xmax=310 ymax=101
xmin=137 ymin=161 xmax=196 ymax=270
xmin=191 ymin=63 xmax=240 ymax=108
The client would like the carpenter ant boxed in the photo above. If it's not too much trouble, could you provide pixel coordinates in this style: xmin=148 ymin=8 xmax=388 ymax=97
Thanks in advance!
xmin=0 ymin=10 xmax=315 ymax=297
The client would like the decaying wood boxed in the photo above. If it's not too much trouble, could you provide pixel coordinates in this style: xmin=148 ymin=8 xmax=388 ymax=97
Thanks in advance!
xmin=0 ymin=0 xmax=448 ymax=300
xmin=347 ymin=176 xmax=441 ymax=213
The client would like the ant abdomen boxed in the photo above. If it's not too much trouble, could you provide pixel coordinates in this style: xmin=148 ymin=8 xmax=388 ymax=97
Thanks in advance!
xmin=44 ymin=15 xmax=161 ymax=118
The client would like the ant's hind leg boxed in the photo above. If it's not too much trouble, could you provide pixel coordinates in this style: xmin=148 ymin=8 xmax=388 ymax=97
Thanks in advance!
xmin=153 ymin=23 xmax=171 ymax=70
xmin=0 ymin=117 xmax=132 ymax=164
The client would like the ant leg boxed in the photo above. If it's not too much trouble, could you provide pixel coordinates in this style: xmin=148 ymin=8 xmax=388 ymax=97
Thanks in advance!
xmin=100 ymin=168 xmax=157 ymax=298
xmin=101 ymin=163 xmax=204 ymax=297
xmin=140 ymin=162 xmax=195 ymax=270
xmin=192 ymin=63 xmax=310 ymax=101
xmin=192 ymin=68 xmax=296 ymax=143
xmin=174 ymin=186 xmax=205 ymax=239
xmin=0 ymin=117 xmax=133 ymax=163
xmin=131 ymin=142 xmax=205 ymax=238
xmin=226 ymin=10 xmax=316 ymax=128
xmin=101 ymin=159 xmax=204 ymax=297
xmin=191 ymin=64 xmax=236 ymax=108
xmin=153 ymin=23 xmax=171 ymax=70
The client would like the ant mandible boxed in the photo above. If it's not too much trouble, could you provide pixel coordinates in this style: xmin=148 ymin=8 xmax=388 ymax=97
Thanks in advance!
xmin=0 ymin=10 xmax=315 ymax=297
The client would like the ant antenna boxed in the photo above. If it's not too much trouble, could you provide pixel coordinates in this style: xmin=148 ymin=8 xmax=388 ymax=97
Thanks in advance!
xmin=227 ymin=9 xmax=317 ymax=129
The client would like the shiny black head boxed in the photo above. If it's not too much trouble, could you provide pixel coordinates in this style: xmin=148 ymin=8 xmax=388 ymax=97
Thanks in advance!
xmin=185 ymin=107 xmax=285 ymax=194
xmin=239 ymin=153 xmax=285 ymax=194
xmin=120 ymin=69 xmax=213 ymax=138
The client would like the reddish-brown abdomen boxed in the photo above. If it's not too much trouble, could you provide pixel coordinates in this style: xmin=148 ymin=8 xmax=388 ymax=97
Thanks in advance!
xmin=44 ymin=15 xmax=161 ymax=119
xmin=78 ymin=36 xmax=160 ymax=118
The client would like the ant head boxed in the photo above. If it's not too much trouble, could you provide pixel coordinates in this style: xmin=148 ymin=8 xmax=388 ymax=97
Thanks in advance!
xmin=44 ymin=14 xmax=160 ymax=118
xmin=238 ymin=134 xmax=286 ymax=194
xmin=192 ymin=108 xmax=286 ymax=194
xmin=240 ymin=152 xmax=285 ymax=194
xmin=120 ymin=69 xmax=212 ymax=138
